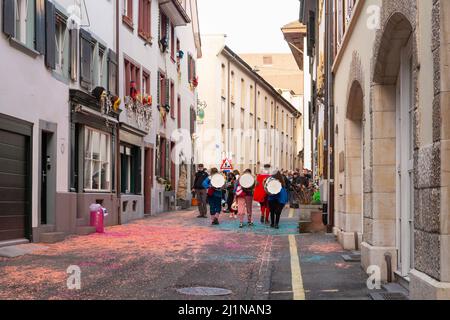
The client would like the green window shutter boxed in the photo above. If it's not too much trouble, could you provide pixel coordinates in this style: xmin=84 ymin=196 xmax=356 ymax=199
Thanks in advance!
xmin=35 ymin=0 xmax=46 ymax=54
xmin=45 ymin=0 xmax=56 ymax=69
xmin=70 ymin=29 xmax=78 ymax=81
xmin=26 ymin=0 xmax=35 ymax=49
xmin=102 ymin=50 xmax=108 ymax=88
xmin=157 ymin=71 xmax=160 ymax=105
xmin=80 ymin=30 xmax=93 ymax=88
xmin=92 ymin=45 xmax=99 ymax=86
xmin=63 ymin=28 xmax=70 ymax=77
xmin=107 ymin=50 xmax=117 ymax=94
xmin=134 ymin=147 xmax=142 ymax=194
xmin=187 ymin=55 xmax=191 ymax=81
xmin=2 ymin=0 xmax=15 ymax=37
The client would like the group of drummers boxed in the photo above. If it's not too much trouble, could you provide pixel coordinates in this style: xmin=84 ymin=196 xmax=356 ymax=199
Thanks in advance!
xmin=192 ymin=164 xmax=289 ymax=229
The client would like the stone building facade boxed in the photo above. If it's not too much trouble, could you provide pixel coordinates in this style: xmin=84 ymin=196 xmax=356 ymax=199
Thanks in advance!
xmin=331 ymin=0 xmax=450 ymax=299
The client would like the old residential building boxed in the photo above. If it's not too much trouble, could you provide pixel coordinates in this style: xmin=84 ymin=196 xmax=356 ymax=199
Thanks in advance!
xmin=241 ymin=53 xmax=306 ymax=170
xmin=0 ymin=0 xmax=201 ymax=245
xmin=118 ymin=0 xmax=201 ymax=218
xmin=196 ymin=35 xmax=301 ymax=174
xmin=281 ymin=20 xmax=312 ymax=171
xmin=301 ymin=0 xmax=450 ymax=299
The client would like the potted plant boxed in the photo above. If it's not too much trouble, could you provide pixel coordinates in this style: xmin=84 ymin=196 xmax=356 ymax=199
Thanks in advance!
xmin=192 ymin=76 xmax=199 ymax=88
xmin=177 ymin=50 xmax=184 ymax=59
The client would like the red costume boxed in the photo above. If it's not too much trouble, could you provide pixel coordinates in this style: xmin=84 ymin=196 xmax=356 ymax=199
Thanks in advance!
xmin=254 ymin=173 xmax=271 ymax=222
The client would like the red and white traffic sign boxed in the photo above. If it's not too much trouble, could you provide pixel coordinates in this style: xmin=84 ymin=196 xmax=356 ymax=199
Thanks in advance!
xmin=220 ymin=158 xmax=233 ymax=171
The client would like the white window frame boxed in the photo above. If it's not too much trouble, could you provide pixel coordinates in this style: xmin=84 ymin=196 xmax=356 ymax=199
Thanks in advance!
xmin=84 ymin=126 xmax=111 ymax=193
xmin=396 ymin=36 xmax=414 ymax=278
xmin=55 ymin=15 xmax=69 ymax=76
xmin=14 ymin=0 xmax=34 ymax=47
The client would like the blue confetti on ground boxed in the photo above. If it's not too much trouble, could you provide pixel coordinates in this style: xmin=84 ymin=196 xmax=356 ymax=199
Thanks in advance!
xmin=214 ymin=219 xmax=299 ymax=236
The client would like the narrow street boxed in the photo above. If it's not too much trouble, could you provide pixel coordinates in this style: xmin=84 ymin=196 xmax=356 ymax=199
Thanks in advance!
xmin=0 ymin=205 xmax=371 ymax=300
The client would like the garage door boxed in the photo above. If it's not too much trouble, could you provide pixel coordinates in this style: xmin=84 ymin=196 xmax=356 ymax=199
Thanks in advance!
xmin=0 ymin=129 xmax=29 ymax=241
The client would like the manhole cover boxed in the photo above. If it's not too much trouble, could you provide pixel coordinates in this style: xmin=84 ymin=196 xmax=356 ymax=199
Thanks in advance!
xmin=177 ymin=287 xmax=233 ymax=296
xmin=369 ymin=292 xmax=409 ymax=300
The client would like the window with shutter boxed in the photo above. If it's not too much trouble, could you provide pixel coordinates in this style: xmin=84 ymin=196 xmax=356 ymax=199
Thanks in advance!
xmin=165 ymin=78 xmax=170 ymax=107
xmin=54 ymin=12 xmax=70 ymax=77
xmin=187 ymin=54 xmax=191 ymax=82
xmin=157 ymin=71 xmax=160 ymax=105
xmin=142 ymin=70 xmax=150 ymax=96
xmin=107 ymin=50 xmax=118 ymax=95
xmin=165 ymin=140 xmax=170 ymax=180
xmin=123 ymin=0 xmax=133 ymax=29
xmin=2 ymin=0 xmax=15 ymax=37
xmin=159 ymin=72 xmax=166 ymax=106
xmin=138 ymin=0 xmax=151 ymax=41
xmin=45 ymin=1 xmax=56 ymax=69
xmin=170 ymin=80 xmax=175 ymax=118
xmin=177 ymin=96 xmax=181 ymax=128
xmin=160 ymin=12 xmax=168 ymax=40
xmin=3 ymin=0 xmax=42 ymax=51
xmin=80 ymin=30 xmax=94 ymax=90
xmin=35 ymin=0 xmax=45 ymax=53
xmin=155 ymin=135 xmax=161 ymax=177
xmin=70 ymin=29 xmax=78 ymax=81
xmin=124 ymin=57 xmax=141 ymax=97
xmin=170 ymin=23 xmax=175 ymax=61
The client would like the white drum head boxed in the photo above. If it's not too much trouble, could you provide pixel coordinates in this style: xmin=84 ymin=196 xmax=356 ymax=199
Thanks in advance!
xmin=211 ymin=174 xmax=226 ymax=189
xmin=240 ymin=174 xmax=255 ymax=189
xmin=265 ymin=178 xmax=282 ymax=195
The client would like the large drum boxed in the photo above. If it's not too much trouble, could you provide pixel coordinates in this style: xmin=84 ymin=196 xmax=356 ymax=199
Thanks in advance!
xmin=264 ymin=177 xmax=282 ymax=196
xmin=211 ymin=173 xmax=226 ymax=189
xmin=239 ymin=173 xmax=255 ymax=189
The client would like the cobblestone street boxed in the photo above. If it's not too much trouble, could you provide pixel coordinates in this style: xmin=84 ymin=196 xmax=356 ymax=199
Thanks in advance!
xmin=0 ymin=206 xmax=372 ymax=300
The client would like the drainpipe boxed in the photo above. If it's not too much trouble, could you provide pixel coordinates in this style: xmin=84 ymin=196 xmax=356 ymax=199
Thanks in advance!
xmin=227 ymin=60 xmax=231 ymax=160
xmin=116 ymin=0 xmax=121 ymax=225
xmin=325 ymin=0 xmax=335 ymax=232
xmin=385 ymin=252 xmax=393 ymax=283
xmin=255 ymin=81 xmax=258 ymax=170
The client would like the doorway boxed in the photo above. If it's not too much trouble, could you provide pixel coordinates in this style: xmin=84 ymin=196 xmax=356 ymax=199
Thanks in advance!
xmin=396 ymin=39 xmax=414 ymax=278
xmin=40 ymin=130 xmax=56 ymax=226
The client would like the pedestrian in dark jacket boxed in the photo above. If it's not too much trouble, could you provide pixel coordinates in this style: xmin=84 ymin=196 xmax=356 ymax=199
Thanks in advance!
xmin=268 ymin=171 xmax=289 ymax=229
xmin=192 ymin=164 xmax=209 ymax=218
xmin=203 ymin=168 xmax=224 ymax=225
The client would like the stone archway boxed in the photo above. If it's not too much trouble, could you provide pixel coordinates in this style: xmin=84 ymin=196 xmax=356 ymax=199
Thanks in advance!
xmin=363 ymin=4 xmax=417 ymax=281
xmin=339 ymin=80 xmax=364 ymax=250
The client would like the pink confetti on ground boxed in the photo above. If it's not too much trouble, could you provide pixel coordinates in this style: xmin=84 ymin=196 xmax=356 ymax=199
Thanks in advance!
xmin=0 ymin=210 xmax=267 ymax=300
xmin=305 ymin=242 xmax=343 ymax=254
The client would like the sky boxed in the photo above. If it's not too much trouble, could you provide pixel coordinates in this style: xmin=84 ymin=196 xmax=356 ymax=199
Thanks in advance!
xmin=197 ymin=0 xmax=300 ymax=54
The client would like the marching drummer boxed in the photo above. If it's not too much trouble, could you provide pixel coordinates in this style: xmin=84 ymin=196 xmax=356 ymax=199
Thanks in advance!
xmin=268 ymin=171 xmax=289 ymax=229
xmin=202 ymin=168 xmax=225 ymax=225
xmin=235 ymin=169 xmax=255 ymax=228
xmin=253 ymin=164 xmax=272 ymax=225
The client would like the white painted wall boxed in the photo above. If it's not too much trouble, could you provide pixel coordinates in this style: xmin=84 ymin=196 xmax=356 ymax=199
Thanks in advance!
xmin=197 ymin=35 xmax=299 ymax=173
xmin=118 ymin=0 xmax=200 ymax=213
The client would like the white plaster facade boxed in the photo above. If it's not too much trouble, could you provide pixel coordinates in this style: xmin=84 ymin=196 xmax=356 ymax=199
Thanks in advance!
xmin=196 ymin=35 xmax=301 ymax=174
xmin=0 ymin=0 xmax=201 ymax=244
